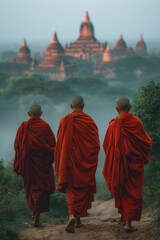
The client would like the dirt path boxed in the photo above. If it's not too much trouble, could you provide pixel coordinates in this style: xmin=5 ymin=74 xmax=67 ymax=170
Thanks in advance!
xmin=19 ymin=199 xmax=159 ymax=240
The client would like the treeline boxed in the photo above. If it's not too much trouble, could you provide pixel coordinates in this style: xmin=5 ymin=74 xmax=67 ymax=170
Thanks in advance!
xmin=0 ymin=73 xmax=135 ymax=99
xmin=0 ymin=73 xmax=136 ymax=121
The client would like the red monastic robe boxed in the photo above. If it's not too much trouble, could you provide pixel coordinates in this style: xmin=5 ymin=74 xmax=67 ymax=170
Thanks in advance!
xmin=14 ymin=117 xmax=56 ymax=214
xmin=102 ymin=112 xmax=152 ymax=221
xmin=54 ymin=109 xmax=100 ymax=217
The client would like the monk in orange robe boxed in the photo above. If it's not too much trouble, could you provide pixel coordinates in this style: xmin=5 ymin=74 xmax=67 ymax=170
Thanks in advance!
xmin=14 ymin=104 xmax=56 ymax=227
xmin=55 ymin=96 xmax=100 ymax=233
xmin=102 ymin=97 xmax=152 ymax=232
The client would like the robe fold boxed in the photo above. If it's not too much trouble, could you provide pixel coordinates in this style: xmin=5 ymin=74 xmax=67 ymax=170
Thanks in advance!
xmin=14 ymin=116 xmax=56 ymax=214
xmin=54 ymin=109 xmax=100 ymax=217
xmin=102 ymin=112 xmax=152 ymax=221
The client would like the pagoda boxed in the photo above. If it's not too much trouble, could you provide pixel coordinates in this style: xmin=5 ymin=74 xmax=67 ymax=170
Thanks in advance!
xmin=94 ymin=44 xmax=115 ymax=79
xmin=65 ymin=12 xmax=104 ymax=59
xmin=136 ymin=34 xmax=147 ymax=56
xmin=94 ymin=36 xmax=135 ymax=79
xmin=14 ymin=39 xmax=32 ymax=64
xmin=102 ymin=44 xmax=112 ymax=62
xmin=112 ymin=34 xmax=135 ymax=60
xmin=39 ymin=32 xmax=66 ymax=67
xmin=38 ymin=32 xmax=77 ymax=80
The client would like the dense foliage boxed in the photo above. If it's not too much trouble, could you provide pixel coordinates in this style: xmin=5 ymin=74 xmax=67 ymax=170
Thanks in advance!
xmin=132 ymin=81 xmax=160 ymax=223
xmin=0 ymin=160 xmax=68 ymax=240
xmin=6 ymin=74 xmax=75 ymax=100
xmin=0 ymin=73 xmax=137 ymax=121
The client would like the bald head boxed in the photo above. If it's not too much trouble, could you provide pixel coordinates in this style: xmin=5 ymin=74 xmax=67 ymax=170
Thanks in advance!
xmin=71 ymin=96 xmax=84 ymax=110
xmin=28 ymin=104 xmax=42 ymax=117
xmin=116 ymin=97 xmax=131 ymax=113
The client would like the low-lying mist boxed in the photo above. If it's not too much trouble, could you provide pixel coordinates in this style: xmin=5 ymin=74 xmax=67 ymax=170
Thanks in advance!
xmin=0 ymin=92 xmax=120 ymax=182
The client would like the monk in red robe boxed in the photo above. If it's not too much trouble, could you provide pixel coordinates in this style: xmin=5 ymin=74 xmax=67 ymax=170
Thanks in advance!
xmin=55 ymin=96 xmax=100 ymax=233
xmin=14 ymin=104 xmax=56 ymax=227
xmin=103 ymin=97 xmax=152 ymax=232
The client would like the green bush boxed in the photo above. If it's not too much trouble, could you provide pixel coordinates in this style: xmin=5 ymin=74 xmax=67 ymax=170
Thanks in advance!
xmin=7 ymin=73 xmax=44 ymax=95
xmin=6 ymin=74 xmax=75 ymax=101
xmin=132 ymin=81 xmax=160 ymax=223
xmin=0 ymin=160 xmax=68 ymax=240
xmin=132 ymin=81 xmax=160 ymax=157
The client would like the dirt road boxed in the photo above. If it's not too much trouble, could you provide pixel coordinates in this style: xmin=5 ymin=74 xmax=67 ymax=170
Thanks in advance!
xmin=19 ymin=199 xmax=159 ymax=240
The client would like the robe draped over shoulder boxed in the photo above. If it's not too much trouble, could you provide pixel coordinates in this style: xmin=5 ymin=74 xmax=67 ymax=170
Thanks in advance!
xmin=55 ymin=109 xmax=100 ymax=217
xmin=102 ymin=112 xmax=152 ymax=221
xmin=14 ymin=117 xmax=56 ymax=213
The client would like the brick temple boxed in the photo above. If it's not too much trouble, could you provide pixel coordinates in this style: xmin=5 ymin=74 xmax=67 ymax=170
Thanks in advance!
xmin=14 ymin=39 xmax=32 ymax=65
xmin=13 ymin=12 xmax=148 ymax=80
xmin=136 ymin=34 xmax=147 ymax=56
xmin=37 ymin=32 xmax=77 ymax=80
xmin=65 ymin=11 xmax=104 ymax=60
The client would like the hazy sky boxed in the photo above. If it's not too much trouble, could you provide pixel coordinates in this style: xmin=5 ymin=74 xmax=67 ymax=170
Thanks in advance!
xmin=0 ymin=0 xmax=160 ymax=44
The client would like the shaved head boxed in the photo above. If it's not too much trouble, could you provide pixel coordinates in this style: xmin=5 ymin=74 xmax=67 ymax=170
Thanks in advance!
xmin=71 ymin=96 xmax=84 ymax=109
xmin=28 ymin=104 xmax=42 ymax=117
xmin=116 ymin=97 xmax=131 ymax=113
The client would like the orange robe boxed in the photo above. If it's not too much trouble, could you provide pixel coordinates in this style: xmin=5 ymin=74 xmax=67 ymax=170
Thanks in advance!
xmin=54 ymin=109 xmax=100 ymax=217
xmin=103 ymin=112 xmax=152 ymax=221
xmin=14 ymin=116 xmax=56 ymax=214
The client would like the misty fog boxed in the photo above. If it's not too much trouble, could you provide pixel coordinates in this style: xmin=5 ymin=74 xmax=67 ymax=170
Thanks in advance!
xmin=0 ymin=91 xmax=121 ymax=181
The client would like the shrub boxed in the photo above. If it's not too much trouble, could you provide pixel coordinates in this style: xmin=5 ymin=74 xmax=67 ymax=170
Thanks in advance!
xmin=132 ymin=81 xmax=160 ymax=222
xmin=0 ymin=160 xmax=68 ymax=239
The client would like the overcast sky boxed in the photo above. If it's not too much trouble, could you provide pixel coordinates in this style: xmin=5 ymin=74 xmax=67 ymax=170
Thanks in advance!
xmin=0 ymin=0 xmax=160 ymax=45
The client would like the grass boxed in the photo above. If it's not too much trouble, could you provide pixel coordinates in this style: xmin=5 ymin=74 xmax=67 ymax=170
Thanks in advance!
xmin=0 ymin=160 xmax=68 ymax=240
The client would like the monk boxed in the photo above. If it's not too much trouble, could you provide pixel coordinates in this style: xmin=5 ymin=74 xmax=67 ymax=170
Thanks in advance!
xmin=102 ymin=97 xmax=152 ymax=232
xmin=14 ymin=104 xmax=56 ymax=227
xmin=54 ymin=96 xmax=100 ymax=233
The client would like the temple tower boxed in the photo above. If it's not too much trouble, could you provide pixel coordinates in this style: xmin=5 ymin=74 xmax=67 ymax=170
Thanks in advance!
xmin=14 ymin=39 xmax=32 ymax=64
xmin=78 ymin=11 xmax=96 ymax=41
xmin=114 ymin=34 xmax=127 ymax=50
xmin=39 ymin=32 xmax=66 ymax=67
xmin=136 ymin=34 xmax=147 ymax=55
xmin=112 ymin=34 xmax=134 ymax=60
xmin=65 ymin=11 xmax=104 ymax=59
xmin=103 ymin=44 xmax=112 ymax=62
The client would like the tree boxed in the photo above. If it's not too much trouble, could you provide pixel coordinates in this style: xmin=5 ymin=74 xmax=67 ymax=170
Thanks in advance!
xmin=132 ymin=80 xmax=160 ymax=213
xmin=132 ymin=80 xmax=160 ymax=158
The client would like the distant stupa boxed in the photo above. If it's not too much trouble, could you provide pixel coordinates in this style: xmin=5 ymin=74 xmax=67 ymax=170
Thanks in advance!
xmin=136 ymin=34 xmax=147 ymax=55
xmin=39 ymin=32 xmax=66 ymax=67
xmin=14 ymin=39 xmax=32 ymax=64
xmin=103 ymin=44 xmax=112 ymax=62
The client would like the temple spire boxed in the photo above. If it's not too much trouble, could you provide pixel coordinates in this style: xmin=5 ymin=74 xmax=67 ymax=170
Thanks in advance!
xmin=120 ymin=34 xmax=123 ymax=40
xmin=51 ymin=32 xmax=58 ymax=43
xmin=105 ymin=44 xmax=111 ymax=52
xmin=22 ymin=38 xmax=27 ymax=47
xmin=139 ymin=33 xmax=143 ymax=42
xmin=83 ymin=11 xmax=90 ymax=23
xmin=103 ymin=44 xmax=112 ymax=62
